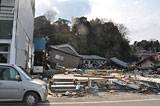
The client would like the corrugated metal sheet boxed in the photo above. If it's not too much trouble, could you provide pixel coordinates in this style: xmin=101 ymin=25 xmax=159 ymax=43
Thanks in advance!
xmin=33 ymin=37 xmax=45 ymax=50
xmin=110 ymin=57 xmax=128 ymax=67
xmin=81 ymin=55 xmax=106 ymax=60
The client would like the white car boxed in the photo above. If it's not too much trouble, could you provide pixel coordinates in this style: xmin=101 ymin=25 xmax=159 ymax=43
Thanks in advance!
xmin=0 ymin=64 xmax=48 ymax=106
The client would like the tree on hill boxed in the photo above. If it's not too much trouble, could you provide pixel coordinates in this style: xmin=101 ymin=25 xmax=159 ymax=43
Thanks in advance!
xmin=34 ymin=15 xmax=137 ymax=62
xmin=133 ymin=40 xmax=160 ymax=52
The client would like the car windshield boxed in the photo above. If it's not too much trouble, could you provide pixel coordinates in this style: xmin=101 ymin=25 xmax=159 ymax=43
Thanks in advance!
xmin=16 ymin=66 xmax=32 ymax=80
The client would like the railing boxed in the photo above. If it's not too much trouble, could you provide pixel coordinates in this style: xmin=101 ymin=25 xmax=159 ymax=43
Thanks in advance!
xmin=0 ymin=5 xmax=14 ymax=20
xmin=0 ymin=5 xmax=14 ymax=39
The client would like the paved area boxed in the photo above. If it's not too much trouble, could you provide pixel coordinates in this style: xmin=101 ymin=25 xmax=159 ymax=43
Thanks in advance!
xmin=1 ymin=92 xmax=160 ymax=106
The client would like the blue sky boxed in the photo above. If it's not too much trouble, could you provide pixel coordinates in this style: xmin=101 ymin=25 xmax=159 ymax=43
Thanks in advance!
xmin=35 ymin=0 xmax=160 ymax=43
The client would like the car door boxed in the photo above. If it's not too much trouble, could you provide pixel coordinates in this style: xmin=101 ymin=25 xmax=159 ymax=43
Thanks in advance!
xmin=0 ymin=66 xmax=22 ymax=99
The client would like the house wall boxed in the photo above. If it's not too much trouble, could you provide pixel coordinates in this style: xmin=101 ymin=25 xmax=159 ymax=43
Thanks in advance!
xmin=3 ymin=0 xmax=34 ymax=69
xmin=0 ymin=0 xmax=15 ymax=64
xmin=0 ymin=0 xmax=15 ymax=39
xmin=15 ymin=0 xmax=34 ymax=68
xmin=50 ymin=49 xmax=81 ymax=68
xmin=140 ymin=60 xmax=154 ymax=68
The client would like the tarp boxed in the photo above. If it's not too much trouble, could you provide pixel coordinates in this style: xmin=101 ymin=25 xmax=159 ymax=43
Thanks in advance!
xmin=33 ymin=37 xmax=45 ymax=50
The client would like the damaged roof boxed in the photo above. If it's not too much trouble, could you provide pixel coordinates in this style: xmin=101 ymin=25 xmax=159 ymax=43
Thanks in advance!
xmin=50 ymin=44 xmax=81 ymax=57
xmin=110 ymin=57 xmax=128 ymax=68
xmin=81 ymin=55 xmax=106 ymax=60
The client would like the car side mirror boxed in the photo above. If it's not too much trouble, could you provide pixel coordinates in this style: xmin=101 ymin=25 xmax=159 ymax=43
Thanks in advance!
xmin=16 ymin=75 xmax=21 ymax=81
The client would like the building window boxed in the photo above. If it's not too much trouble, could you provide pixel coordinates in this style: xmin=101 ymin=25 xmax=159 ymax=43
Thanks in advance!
xmin=0 ymin=44 xmax=9 ymax=63
xmin=55 ymin=54 xmax=64 ymax=61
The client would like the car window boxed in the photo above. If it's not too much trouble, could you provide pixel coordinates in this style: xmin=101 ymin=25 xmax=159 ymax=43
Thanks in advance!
xmin=15 ymin=66 xmax=31 ymax=80
xmin=0 ymin=66 xmax=18 ymax=81
xmin=10 ymin=68 xmax=18 ymax=80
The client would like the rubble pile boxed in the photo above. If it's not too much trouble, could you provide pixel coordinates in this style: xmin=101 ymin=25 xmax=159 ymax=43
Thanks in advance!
xmin=46 ymin=66 xmax=160 ymax=98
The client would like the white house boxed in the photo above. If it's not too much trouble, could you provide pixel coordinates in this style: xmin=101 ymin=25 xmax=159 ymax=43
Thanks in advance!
xmin=0 ymin=0 xmax=35 ymax=69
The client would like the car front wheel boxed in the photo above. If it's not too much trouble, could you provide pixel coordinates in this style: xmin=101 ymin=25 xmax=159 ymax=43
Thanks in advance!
xmin=24 ymin=92 xmax=39 ymax=106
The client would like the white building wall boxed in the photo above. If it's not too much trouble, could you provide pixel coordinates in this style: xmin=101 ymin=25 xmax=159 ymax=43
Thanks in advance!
xmin=0 ymin=0 xmax=34 ymax=68
xmin=0 ymin=0 xmax=15 ymax=64
xmin=15 ymin=0 xmax=34 ymax=68
xmin=18 ymin=0 xmax=34 ymax=41
xmin=10 ymin=0 xmax=18 ymax=65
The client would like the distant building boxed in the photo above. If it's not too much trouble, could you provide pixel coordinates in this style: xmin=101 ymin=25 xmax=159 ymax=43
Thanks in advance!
xmin=136 ymin=56 xmax=155 ymax=69
xmin=0 ymin=0 xmax=35 ymax=69
xmin=80 ymin=55 xmax=106 ymax=69
xmin=49 ymin=44 xmax=82 ymax=68
xmin=135 ymin=50 xmax=158 ymax=60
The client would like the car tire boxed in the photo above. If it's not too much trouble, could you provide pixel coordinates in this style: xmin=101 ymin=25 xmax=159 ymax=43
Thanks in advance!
xmin=24 ymin=92 xmax=39 ymax=106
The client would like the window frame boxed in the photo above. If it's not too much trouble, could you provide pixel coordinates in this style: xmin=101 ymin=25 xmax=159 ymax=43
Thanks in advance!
xmin=55 ymin=54 xmax=64 ymax=61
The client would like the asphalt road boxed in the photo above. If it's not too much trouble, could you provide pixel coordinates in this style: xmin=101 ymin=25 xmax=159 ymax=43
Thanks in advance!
xmin=1 ymin=92 xmax=160 ymax=106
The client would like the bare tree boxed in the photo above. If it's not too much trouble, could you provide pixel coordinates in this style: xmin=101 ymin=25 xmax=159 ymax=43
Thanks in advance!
xmin=45 ymin=10 xmax=57 ymax=23
xmin=117 ymin=24 xmax=129 ymax=38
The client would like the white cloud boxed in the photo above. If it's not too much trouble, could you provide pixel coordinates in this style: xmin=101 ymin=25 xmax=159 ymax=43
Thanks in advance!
xmin=86 ymin=0 xmax=160 ymax=43
xmin=35 ymin=0 xmax=51 ymax=16
xmin=53 ymin=7 xmax=60 ymax=14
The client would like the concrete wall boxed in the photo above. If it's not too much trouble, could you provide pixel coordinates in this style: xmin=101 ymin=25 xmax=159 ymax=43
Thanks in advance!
xmin=15 ymin=0 xmax=34 ymax=68
xmin=0 ymin=0 xmax=15 ymax=64
xmin=50 ymin=49 xmax=81 ymax=68
xmin=9 ymin=0 xmax=34 ymax=68
xmin=0 ymin=0 xmax=34 ymax=68
xmin=17 ymin=0 xmax=34 ymax=41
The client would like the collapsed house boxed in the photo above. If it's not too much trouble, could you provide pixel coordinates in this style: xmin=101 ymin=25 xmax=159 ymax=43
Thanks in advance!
xmin=136 ymin=56 xmax=155 ymax=69
xmin=49 ymin=44 xmax=82 ymax=68
xmin=49 ymin=44 xmax=108 ymax=69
